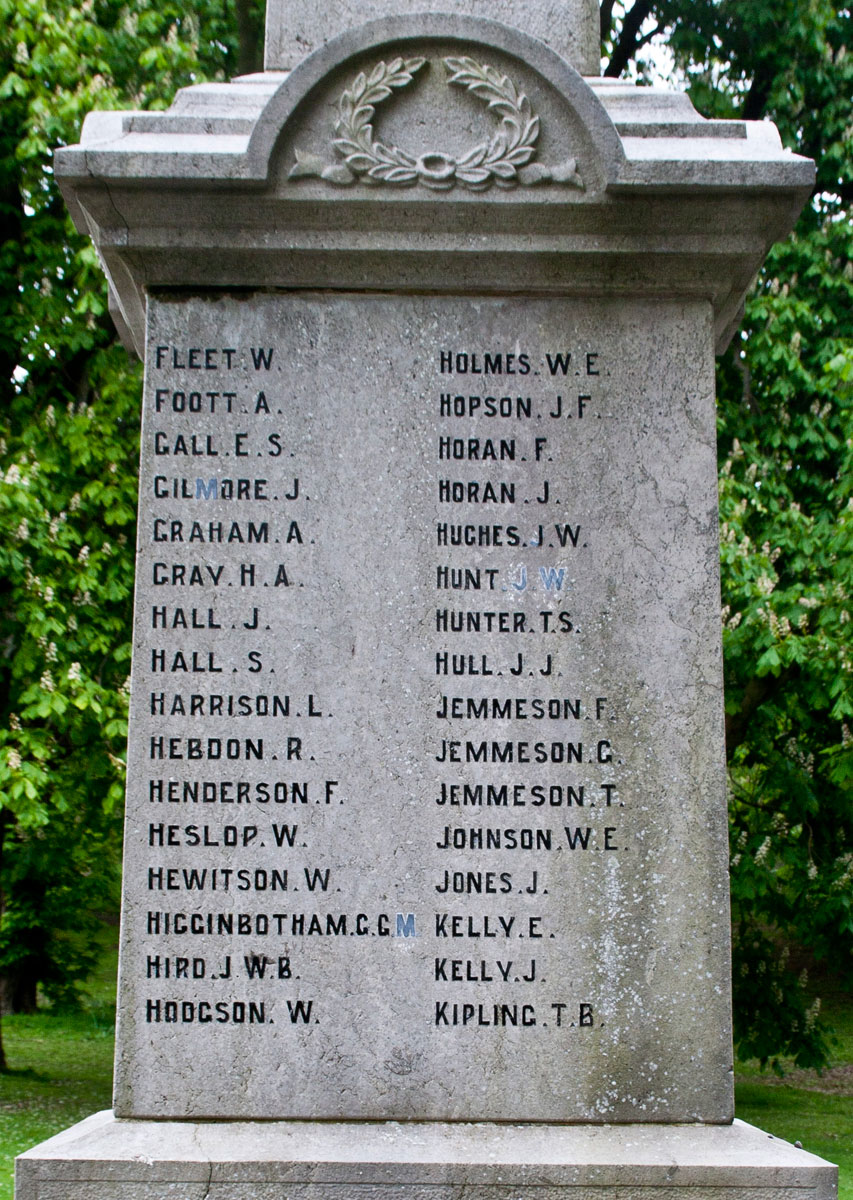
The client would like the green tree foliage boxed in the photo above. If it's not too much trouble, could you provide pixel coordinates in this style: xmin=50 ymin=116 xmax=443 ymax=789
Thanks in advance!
xmin=605 ymin=0 xmax=853 ymax=1070
xmin=0 ymin=0 xmax=262 ymax=1066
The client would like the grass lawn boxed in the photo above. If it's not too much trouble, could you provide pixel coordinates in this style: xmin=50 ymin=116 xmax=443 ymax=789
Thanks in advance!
xmin=735 ymin=985 xmax=853 ymax=1199
xmin=0 ymin=1010 xmax=114 ymax=1200
xmin=0 ymin=990 xmax=850 ymax=1200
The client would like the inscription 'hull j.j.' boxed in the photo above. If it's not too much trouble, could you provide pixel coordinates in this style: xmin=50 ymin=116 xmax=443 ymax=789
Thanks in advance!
xmin=17 ymin=0 xmax=839 ymax=1197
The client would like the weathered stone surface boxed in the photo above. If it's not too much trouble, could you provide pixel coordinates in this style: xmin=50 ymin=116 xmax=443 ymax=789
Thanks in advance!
xmin=16 ymin=1112 xmax=839 ymax=1199
xmin=263 ymin=0 xmax=601 ymax=76
xmin=119 ymin=291 xmax=730 ymax=1122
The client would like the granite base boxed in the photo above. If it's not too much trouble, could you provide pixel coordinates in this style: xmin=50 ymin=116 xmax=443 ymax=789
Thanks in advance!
xmin=16 ymin=1111 xmax=837 ymax=1199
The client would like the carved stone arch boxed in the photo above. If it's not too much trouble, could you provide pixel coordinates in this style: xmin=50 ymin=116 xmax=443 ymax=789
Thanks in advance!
xmin=245 ymin=13 xmax=624 ymax=196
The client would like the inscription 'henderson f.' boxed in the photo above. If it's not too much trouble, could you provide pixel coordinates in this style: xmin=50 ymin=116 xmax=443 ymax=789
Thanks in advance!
xmin=17 ymin=0 xmax=838 ymax=1197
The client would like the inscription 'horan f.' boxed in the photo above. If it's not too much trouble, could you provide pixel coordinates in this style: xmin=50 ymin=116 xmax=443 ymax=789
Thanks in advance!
xmin=438 ymin=437 xmax=516 ymax=460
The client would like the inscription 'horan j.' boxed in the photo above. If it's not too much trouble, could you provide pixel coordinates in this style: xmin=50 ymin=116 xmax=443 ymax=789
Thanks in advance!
xmin=439 ymin=480 xmax=515 ymax=504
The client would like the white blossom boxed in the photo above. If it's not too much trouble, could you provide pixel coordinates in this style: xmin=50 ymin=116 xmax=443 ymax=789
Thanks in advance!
xmin=804 ymin=998 xmax=821 ymax=1033
xmin=754 ymin=837 xmax=772 ymax=864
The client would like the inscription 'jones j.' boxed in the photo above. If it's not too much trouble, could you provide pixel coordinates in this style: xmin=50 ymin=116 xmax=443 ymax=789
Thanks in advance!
xmin=118 ymin=291 xmax=731 ymax=1123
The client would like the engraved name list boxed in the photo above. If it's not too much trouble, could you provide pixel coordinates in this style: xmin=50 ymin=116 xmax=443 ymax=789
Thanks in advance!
xmin=116 ymin=292 xmax=729 ymax=1123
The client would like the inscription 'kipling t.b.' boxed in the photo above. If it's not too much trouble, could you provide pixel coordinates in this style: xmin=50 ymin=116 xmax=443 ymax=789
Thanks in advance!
xmin=16 ymin=0 xmax=839 ymax=1197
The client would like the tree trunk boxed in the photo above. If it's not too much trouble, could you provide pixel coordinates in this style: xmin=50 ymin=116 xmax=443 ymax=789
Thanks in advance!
xmin=0 ymin=816 xmax=7 ymax=1069
xmin=235 ymin=0 xmax=262 ymax=76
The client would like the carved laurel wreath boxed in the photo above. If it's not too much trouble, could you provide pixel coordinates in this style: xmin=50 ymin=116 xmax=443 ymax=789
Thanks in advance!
xmin=290 ymin=56 xmax=583 ymax=191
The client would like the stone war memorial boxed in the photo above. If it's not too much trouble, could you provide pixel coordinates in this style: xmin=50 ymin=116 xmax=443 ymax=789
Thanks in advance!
xmin=17 ymin=0 xmax=840 ymax=1196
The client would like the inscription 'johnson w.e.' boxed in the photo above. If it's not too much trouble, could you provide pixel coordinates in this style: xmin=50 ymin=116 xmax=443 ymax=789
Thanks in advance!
xmin=289 ymin=56 xmax=584 ymax=191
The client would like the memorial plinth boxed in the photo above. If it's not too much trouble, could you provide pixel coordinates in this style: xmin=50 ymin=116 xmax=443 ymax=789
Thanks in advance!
xmin=17 ymin=4 xmax=837 ymax=1198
